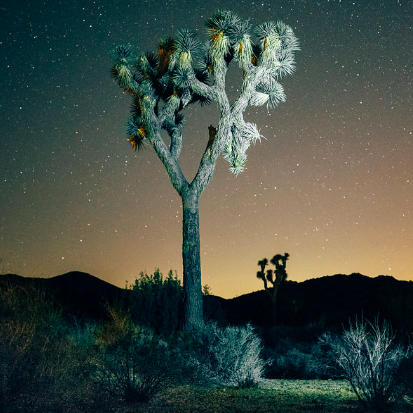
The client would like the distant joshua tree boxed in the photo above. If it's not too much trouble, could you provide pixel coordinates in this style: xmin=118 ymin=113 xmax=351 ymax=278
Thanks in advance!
xmin=257 ymin=253 xmax=289 ymax=325
xmin=109 ymin=10 xmax=299 ymax=331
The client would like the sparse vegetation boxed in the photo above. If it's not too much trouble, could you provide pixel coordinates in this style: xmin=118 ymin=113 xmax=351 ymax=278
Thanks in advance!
xmin=137 ymin=379 xmax=360 ymax=412
xmin=95 ymin=304 xmax=196 ymax=405
xmin=322 ymin=318 xmax=412 ymax=412
xmin=0 ymin=283 xmax=99 ymax=412
xmin=1 ymin=273 xmax=413 ymax=412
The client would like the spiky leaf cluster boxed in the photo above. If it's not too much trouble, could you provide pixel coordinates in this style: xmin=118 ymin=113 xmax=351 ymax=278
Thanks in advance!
xmin=110 ymin=32 xmax=210 ymax=152
xmin=174 ymin=28 xmax=204 ymax=68
xmin=255 ymin=72 xmax=286 ymax=108
xmin=205 ymin=10 xmax=254 ymax=67
xmin=254 ymin=20 xmax=299 ymax=77
xmin=110 ymin=10 xmax=299 ymax=176
xmin=110 ymin=44 xmax=139 ymax=91
xmin=224 ymin=122 xmax=262 ymax=175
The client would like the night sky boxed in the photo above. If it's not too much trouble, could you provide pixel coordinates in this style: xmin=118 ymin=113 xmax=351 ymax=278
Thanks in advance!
xmin=1 ymin=0 xmax=412 ymax=298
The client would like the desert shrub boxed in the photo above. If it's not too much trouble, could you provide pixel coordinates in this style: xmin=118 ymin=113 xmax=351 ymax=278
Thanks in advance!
xmin=0 ymin=283 xmax=65 ymax=412
xmin=322 ymin=318 xmax=412 ymax=412
xmin=263 ymin=339 xmax=339 ymax=380
xmin=0 ymin=282 xmax=62 ymax=330
xmin=269 ymin=347 xmax=309 ymax=378
xmin=96 ymin=304 xmax=134 ymax=347
xmin=0 ymin=284 xmax=102 ymax=413
xmin=0 ymin=320 xmax=39 ymax=412
xmin=395 ymin=355 xmax=413 ymax=398
xmin=95 ymin=305 xmax=194 ymax=405
xmin=304 ymin=340 xmax=341 ymax=379
xmin=194 ymin=322 xmax=267 ymax=388
xmin=0 ymin=320 xmax=97 ymax=412
xmin=52 ymin=322 xmax=102 ymax=411
xmin=258 ymin=324 xmax=338 ymax=379
xmin=128 ymin=269 xmax=183 ymax=332
xmin=96 ymin=327 xmax=162 ymax=403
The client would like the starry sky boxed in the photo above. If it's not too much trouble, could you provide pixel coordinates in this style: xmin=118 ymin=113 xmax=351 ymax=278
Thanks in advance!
xmin=1 ymin=0 xmax=412 ymax=298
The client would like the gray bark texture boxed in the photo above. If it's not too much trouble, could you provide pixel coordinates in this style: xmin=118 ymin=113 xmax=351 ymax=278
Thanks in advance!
xmin=182 ymin=192 xmax=203 ymax=331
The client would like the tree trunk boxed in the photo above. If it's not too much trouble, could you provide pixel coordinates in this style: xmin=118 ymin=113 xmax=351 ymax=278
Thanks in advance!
xmin=182 ymin=191 xmax=204 ymax=331
xmin=271 ymin=299 xmax=277 ymax=326
xmin=271 ymin=282 xmax=281 ymax=326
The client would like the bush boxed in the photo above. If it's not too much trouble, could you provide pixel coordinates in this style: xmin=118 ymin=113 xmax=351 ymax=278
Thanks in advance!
xmin=96 ymin=327 xmax=164 ymax=403
xmin=128 ymin=269 xmax=183 ymax=332
xmin=95 ymin=305 xmax=195 ymax=405
xmin=0 ymin=283 xmax=103 ymax=412
xmin=0 ymin=319 xmax=99 ymax=413
xmin=322 ymin=318 xmax=412 ymax=412
xmin=0 ymin=283 xmax=63 ymax=412
xmin=259 ymin=324 xmax=338 ymax=379
xmin=194 ymin=322 xmax=267 ymax=387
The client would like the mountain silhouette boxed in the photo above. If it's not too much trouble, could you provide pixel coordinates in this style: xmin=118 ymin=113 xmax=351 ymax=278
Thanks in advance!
xmin=2 ymin=271 xmax=413 ymax=331
xmin=0 ymin=271 xmax=125 ymax=321
xmin=215 ymin=273 xmax=413 ymax=332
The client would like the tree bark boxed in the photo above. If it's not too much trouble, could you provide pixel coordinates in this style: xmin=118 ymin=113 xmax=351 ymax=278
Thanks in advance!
xmin=182 ymin=190 xmax=204 ymax=331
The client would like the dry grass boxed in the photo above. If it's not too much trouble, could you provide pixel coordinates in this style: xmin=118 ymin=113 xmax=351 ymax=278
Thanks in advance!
xmin=137 ymin=379 xmax=413 ymax=413
xmin=138 ymin=379 xmax=359 ymax=413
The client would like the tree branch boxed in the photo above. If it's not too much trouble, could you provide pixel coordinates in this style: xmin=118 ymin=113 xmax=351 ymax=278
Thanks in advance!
xmin=144 ymin=101 xmax=187 ymax=195
xmin=168 ymin=127 xmax=183 ymax=159
xmin=151 ymin=129 xmax=187 ymax=195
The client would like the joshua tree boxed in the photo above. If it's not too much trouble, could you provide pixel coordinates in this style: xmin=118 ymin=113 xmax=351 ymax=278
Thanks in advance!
xmin=109 ymin=10 xmax=299 ymax=331
xmin=257 ymin=253 xmax=289 ymax=324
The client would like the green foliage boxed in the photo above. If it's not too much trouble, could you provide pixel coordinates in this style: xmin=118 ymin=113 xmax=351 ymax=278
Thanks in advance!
xmin=0 ymin=284 xmax=99 ymax=413
xmin=257 ymin=324 xmax=337 ymax=380
xmin=96 ymin=303 xmax=135 ymax=347
xmin=96 ymin=324 xmax=162 ymax=403
xmin=174 ymin=28 xmax=204 ymax=66
xmin=0 ymin=282 xmax=62 ymax=330
xmin=95 ymin=306 xmax=196 ymax=405
xmin=128 ymin=268 xmax=183 ymax=332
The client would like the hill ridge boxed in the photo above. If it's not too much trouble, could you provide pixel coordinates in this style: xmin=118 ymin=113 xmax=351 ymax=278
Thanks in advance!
xmin=2 ymin=271 xmax=412 ymax=330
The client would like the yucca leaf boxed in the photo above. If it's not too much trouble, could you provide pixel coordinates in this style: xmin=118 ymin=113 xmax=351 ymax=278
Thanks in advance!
xmin=145 ymin=51 xmax=159 ymax=69
xmin=175 ymin=28 xmax=203 ymax=67
xmin=158 ymin=37 xmax=176 ymax=73
xmin=205 ymin=10 xmax=241 ymax=34
xmin=208 ymin=29 xmax=230 ymax=61
xmin=275 ymin=54 xmax=297 ymax=77
xmin=233 ymin=35 xmax=253 ymax=67
xmin=267 ymin=82 xmax=286 ymax=108
xmin=175 ymin=112 xmax=185 ymax=127
xmin=172 ymin=67 xmax=194 ymax=89
xmin=239 ymin=122 xmax=262 ymax=144
xmin=129 ymin=135 xmax=146 ymax=151
xmin=109 ymin=44 xmax=136 ymax=66
xmin=130 ymin=96 xmax=142 ymax=117
xmin=192 ymin=93 xmax=212 ymax=106
xmin=249 ymin=91 xmax=269 ymax=106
